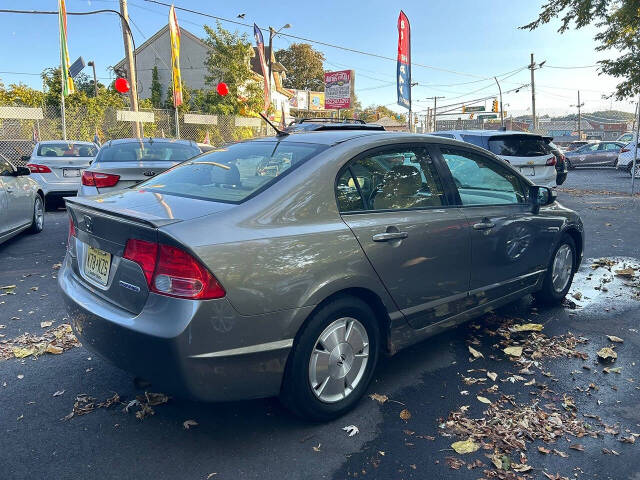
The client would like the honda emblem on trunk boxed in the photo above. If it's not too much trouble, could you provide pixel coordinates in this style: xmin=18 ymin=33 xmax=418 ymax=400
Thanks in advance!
xmin=143 ymin=170 xmax=156 ymax=177
xmin=83 ymin=215 xmax=93 ymax=233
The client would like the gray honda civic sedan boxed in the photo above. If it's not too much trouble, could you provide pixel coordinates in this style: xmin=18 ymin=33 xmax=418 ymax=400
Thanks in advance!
xmin=59 ymin=129 xmax=583 ymax=420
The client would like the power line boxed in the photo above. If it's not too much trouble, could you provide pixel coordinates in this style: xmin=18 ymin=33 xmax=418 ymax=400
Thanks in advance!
xmin=142 ymin=0 xmax=525 ymax=80
xmin=546 ymin=64 xmax=598 ymax=69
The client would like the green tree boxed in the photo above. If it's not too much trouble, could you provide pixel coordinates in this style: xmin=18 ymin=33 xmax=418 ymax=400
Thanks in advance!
xmin=164 ymin=82 xmax=193 ymax=111
xmin=201 ymin=22 xmax=264 ymax=115
xmin=275 ymin=43 xmax=325 ymax=91
xmin=0 ymin=81 xmax=44 ymax=107
xmin=151 ymin=66 xmax=163 ymax=107
xmin=522 ymin=1 xmax=640 ymax=99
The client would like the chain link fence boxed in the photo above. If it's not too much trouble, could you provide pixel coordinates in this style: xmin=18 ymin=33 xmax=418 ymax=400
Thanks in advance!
xmin=0 ymin=105 xmax=273 ymax=166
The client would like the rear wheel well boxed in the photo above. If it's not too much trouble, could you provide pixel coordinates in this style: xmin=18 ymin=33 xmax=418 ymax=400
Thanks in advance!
xmin=303 ymin=288 xmax=392 ymax=354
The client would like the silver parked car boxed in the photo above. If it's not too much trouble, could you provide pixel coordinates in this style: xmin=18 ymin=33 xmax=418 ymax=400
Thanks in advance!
xmin=564 ymin=141 xmax=625 ymax=168
xmin=0 ymin=154 xmax=44 ymax=244
xmin=59 ymin=130 xmax=584 ymax=420
xmin=78 ymin=138 xmax=201 ymax=196
xmin=26 ymin=141 xmax=98 ymax=208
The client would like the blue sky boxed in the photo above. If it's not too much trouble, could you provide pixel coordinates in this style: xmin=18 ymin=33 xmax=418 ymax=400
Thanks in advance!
xmin=0 ymin=0 xmax=635 ymax=116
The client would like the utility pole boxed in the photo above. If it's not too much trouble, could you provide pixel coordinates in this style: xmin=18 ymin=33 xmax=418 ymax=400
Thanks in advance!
xmin=119 ymin=0 xmax=140 ymax=138
xmin=528 ymin=53 xmax=545 ymax=130
xmin=426 ymin=96 xmax=445 ymax=132
xmin=494 ymin=76 xmax=504 ymax=127
xmin=571 ymin=91 xmax=585 ymax=140
xmin=632 ymin=95 xmax=640 ymax=194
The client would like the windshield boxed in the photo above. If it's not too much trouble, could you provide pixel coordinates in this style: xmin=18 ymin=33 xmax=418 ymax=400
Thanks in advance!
xmin=135 ymin=141 xmax=327 ymax=203
xmin=38 ymin=143 xmax=97 ymax=158
xmin=97 ymin=142 xmax=200 ymax=162
xmin=488 ymin=135 xmax=549 ymax=157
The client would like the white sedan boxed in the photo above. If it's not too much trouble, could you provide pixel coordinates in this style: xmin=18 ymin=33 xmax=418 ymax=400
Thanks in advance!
xmin=25 ymin=141 xmax=98 ymax=208
xmin=616 ymin=141 xmax=640 ymax=177
xmin=0 ymin=154 xmax=44 ymax=244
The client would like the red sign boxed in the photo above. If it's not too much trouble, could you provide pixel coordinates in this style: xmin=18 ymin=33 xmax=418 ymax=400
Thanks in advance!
xmin=324 ymin=70 xmax=353 ymax=110
xmin=397 ymin=11 xmax=411 ymax=109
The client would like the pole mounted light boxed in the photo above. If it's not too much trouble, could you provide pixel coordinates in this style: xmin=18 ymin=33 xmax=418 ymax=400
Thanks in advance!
xmin=268 ymin=23 xmax=291 ymax=105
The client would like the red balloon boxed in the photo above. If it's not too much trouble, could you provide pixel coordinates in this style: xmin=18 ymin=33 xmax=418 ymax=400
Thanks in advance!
xmin=114 ymin=77 xmax=130 ymax=93
xmin=217 ymin=82 xmax=229 ymax=96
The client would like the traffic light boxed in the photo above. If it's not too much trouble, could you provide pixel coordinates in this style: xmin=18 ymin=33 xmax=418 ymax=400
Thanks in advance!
xmin=492 ymin=99 xmax=499 ymax=113
xmin=462 ymin=105 xmax=466 ymax=113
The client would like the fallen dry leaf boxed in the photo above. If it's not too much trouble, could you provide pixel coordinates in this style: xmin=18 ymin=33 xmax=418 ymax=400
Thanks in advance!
xmin=399 ymin=409 xmax=412 ymax=421
xmin=597 ymin=347 xmax=617 ymax=361
xmin=52 ymin=390 xmax=65 ymax=397
xmin=477 ymin=396 xmax=492 ymax=404
xmin=614 ymin=267 xmax=636 ymax=278
xmin=312 ymin=443 xmax=321 ymax=452
xmin=342 ymin=425 xmax=359 ymax=437
xmin=40 ymin=321 xmax=53 ymax=328
xmin=569 ymin=444 xmax=585 ymax=451
xmin=487 ymin=371 xmax=498 ymax=382
xmin=45 ymin=344 xmax=63 ymax=355
xmin=451 ymin=438 xmax=480 ymax=454
xmin=13 ymin=347 xmax=36 ymax=358
xmin=369 ymin=393 xmax=388 ymax=404
xmin=510 ymin=323 xmax=543 ymax=332
xmin=468 ymin=346 xmax=484 ymax=359
xmin=183 ymin=419 xmax=198 ymax=430
xmin=538 ymin=446 xmax=551 ymax=454
xmin=503 ymin=346 xmax=523 ymax=357
xmin=603 ymin=366 xmax=622 ymax=374
xmin=607 ymin=335 xmax=624 ymax=343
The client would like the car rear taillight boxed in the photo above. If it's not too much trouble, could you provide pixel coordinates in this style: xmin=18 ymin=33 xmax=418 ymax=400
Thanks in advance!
xmin=67 ymin=216 xmax=76 ymax=248
xmin=621 ymin=148 xmax=630 ymax=153
xmin=123 ymin=239 xmax=225 ymax=299
xmin=546 ymin=156 xmax=557 ymax=166
xmin=82 ymin=171 xmax=120 ymax=188
xmin=26 ymin=163 xmax=52 ymax=173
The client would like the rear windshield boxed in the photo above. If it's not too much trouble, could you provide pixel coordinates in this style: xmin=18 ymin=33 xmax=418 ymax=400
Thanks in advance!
xmin=488 ymin=135 xmax=549 ymax=157
xmin=38 ymin=143 xmax=98 ymax=158
xmin=97 ymin=142 xmax=200 ymax=162
xmin=135 ymin=141 xmax=327 ymax=203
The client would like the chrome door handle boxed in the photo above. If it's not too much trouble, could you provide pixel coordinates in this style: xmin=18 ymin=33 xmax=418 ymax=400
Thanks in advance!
xmin=372 ymin=231 xmax=408 ymax=242
xmin=473 ymin=221 xmax=495 ymax=230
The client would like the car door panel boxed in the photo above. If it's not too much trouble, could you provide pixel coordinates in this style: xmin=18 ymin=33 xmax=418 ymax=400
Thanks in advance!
xmin=337 ymin=144 xmax=472 ymax=330
xmin=343 ymin=209 xmax=472 ymax=328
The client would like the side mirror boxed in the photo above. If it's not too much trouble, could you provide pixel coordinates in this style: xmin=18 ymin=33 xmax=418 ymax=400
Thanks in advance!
xmin=15 ymin=166 xmax=31 ymax=176
xmin=529 ymin=185 xmax=556 ymax=213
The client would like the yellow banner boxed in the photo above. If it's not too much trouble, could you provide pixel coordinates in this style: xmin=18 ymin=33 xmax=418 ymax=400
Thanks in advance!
xmin=169 ymin=5 xmax=183 ymax=108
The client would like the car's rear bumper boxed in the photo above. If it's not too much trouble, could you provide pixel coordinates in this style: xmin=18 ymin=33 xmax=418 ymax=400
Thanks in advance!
xmin=29 ymin=174 xmax=80 ymax=196
xmin=58 ymin=257 xmax=294 ymax=401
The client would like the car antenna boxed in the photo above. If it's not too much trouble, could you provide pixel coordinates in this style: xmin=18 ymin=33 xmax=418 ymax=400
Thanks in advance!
xmin=259 ymin=112 xmax=289 ymax=137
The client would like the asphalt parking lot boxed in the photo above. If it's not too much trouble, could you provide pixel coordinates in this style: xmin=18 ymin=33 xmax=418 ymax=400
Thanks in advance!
xmin=1 ymin=167 xmax=639 ymax=480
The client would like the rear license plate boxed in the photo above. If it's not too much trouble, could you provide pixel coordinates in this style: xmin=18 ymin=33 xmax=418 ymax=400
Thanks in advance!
xmin=519 ymin=167 xmax=535 ymax=176
xmin=85 ymin=246 xmax=111 ymax=286
xmin=63 ymin=168 xmax=81 ymax=177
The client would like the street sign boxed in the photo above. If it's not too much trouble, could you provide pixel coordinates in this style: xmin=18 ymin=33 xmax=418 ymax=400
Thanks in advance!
xmin=465 ymin=106 xmax=485 ymax=112
xmin=478 ymin=114 xmax=498 ymax=120
xmin=324 ymin=70 xmax=354 ymax=110
xmin=69 ymin=57 xmax=86 ymax=78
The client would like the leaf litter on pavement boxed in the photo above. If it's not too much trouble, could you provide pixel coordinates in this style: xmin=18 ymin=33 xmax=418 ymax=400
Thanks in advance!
xmin=0 ymin=324 xmax=80 ymax=360
xmin=63 ymin=391 xmax=170 ymax=421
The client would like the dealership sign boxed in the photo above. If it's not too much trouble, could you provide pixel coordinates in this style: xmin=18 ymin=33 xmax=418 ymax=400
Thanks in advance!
xmin=324 ymin=70 xmax=354 ymax=110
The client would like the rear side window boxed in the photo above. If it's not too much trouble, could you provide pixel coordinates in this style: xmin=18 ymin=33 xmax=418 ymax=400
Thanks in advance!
xmin=97 ymin=142 xmax=200 ymax=162
xmin=337 ymin=146 xmax=446 ymax=212
xmin=37 ymin=143 xmax=98 ymax=158
xmin=488 ymin=135 xmax=549 ymax=156
xmin=136 ymin=141 xmax=326 ymax=203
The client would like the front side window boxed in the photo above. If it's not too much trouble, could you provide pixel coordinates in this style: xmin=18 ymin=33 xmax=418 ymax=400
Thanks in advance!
xmin=441 ymin=148 xmax=526 ymax=206
xmin=601 ymin=143 xmax=621 ymax=151
xmin=0 ymin=157 xmax=14 ymax=176
xmin=137 ymin=141 xmax=326 ymax=203
xmin=97 ymin=142 xmax=200 ymax=162
xmin=37 ymin=143 xmax=98 ymax=158
xmin=577 ymin=143 xmax=599 ymax=153
xmin=337 ymin=146 xmax=446 ymax=212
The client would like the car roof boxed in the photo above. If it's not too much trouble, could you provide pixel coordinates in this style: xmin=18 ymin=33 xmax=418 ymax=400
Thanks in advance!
xmin=104 ymin=137 xmax=198 ymax=147
xmin=37 ymin=140 xmax=96 ymax=145
xmin=435 ymin=129 xmax=543 ymax=138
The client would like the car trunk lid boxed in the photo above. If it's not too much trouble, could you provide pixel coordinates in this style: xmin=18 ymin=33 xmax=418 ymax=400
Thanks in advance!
xmin=65 ymin=190 xmax=233 ymax=314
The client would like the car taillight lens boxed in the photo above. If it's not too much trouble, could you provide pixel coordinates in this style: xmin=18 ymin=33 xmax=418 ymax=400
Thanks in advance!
xmin=82 ymin=171 xmax=120 ymax=188
xmin=546 ymin=156 xmax=557 ymax=166
xmin=68 ymin=216 xmax=76 ymax=247
xmin=621 ymin=148 xmax=630 ymax=153
xmin=26 ymin=163 xmax=52 ymax=173
xmin=123 ymin=239 xmax=225 ymax=300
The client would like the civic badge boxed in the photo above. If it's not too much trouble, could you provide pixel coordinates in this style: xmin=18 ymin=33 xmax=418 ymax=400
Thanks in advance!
xmin=143 ymin=170 xmax=156 ymax=177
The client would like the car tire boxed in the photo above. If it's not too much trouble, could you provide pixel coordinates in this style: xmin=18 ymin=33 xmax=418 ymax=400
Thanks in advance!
xmin=534 ymin=234 xmax=576 ymax=305
xmin=28 ymin=194 xmax=44 ymax=234
xmin=280 ymin=296 xmax=380 ymax=421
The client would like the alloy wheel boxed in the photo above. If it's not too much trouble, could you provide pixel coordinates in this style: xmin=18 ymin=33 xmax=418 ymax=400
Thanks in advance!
xmin=308 ymin=317 xmax=369 ymax=403
xmin=34 ymin=197 xmax=44 ymax=230
xmin=551 ymin=244 xmax=573 ymax=293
